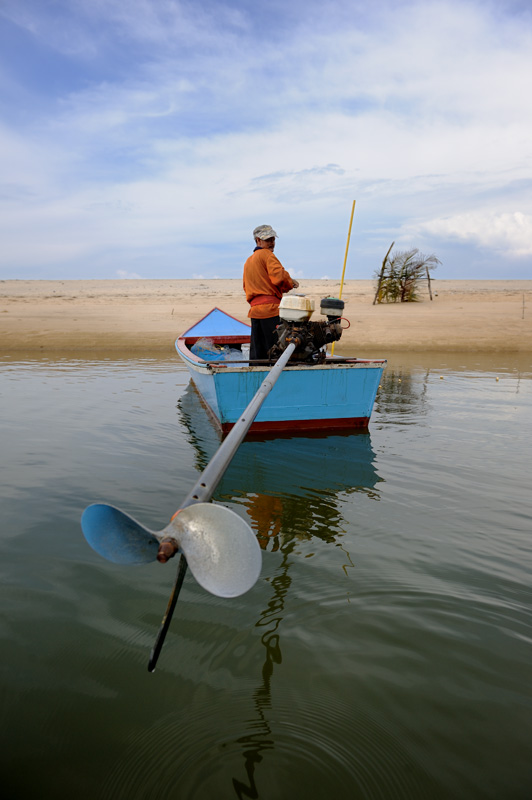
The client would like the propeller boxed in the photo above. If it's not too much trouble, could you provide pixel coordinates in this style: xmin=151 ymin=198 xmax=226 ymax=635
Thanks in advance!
xmin=82 ymin=502 xmax=261 ymax=598
xmin=81 ymin=340 xmax=296 ymax=670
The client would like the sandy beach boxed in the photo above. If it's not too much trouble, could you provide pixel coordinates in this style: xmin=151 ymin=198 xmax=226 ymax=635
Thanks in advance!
xmin=1 ymin=279 xmax=531 ymax=355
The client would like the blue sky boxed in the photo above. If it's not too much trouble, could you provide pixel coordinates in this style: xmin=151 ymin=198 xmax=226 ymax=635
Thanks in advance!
xmin=1 ymin=0 xmax=531 ymax=280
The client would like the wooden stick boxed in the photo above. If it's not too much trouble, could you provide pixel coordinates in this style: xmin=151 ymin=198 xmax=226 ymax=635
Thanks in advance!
xmin=373 ymin=241 xmax=394 ymax=305
xmin=426 ymin=265 xmax=433 ymax=301
xmin=338 ymin=200 xmax=356 ymax=301
xmin=332 ymin=200 xmax=356 ymax=356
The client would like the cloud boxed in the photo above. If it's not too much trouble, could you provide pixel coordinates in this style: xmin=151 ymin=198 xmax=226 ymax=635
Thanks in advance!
xmin=0 ymin=1 xmax=531 ymax=278
xmin=0 ymin=0 xmax=248 ymax=59
xmin=411 ymin=211 xmax=532 ymax=257
xmin=116 ymin=269 xmax=142 ymax=279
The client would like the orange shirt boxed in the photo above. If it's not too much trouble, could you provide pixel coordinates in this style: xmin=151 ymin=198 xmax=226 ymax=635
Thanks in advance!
xmin=243 ymin=248 xmax=295 ymax=319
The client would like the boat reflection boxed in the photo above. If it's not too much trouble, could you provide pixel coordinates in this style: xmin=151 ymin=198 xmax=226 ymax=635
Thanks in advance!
xmin=218 ymin=429 xmax=382 ymax=552
xmin=178 ymin=381 xmax=383 ymax=551
xmin=178 ymin=382 xmax=384 ymax=798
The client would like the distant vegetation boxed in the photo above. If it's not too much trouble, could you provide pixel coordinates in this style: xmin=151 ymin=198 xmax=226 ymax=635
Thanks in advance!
xmin=373 ymin=244 xmax=441 ymax=303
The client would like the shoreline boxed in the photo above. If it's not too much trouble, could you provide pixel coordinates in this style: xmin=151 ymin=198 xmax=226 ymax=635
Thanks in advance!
xmin=1 ymin=279 xmax=531 ymax=354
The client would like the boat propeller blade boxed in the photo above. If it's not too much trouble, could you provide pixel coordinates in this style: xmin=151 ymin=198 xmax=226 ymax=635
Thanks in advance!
xmin=82 ymin=502 xmax=261 ymax=598
xmin=169 ymin=504 xmax=261 ymax=598
xmin=81 ymin=503 xmax=159 ymax=564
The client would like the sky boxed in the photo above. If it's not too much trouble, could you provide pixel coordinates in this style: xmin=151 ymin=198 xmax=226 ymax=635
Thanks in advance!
xmin=0 ymin=0 xmax=531 ymax=281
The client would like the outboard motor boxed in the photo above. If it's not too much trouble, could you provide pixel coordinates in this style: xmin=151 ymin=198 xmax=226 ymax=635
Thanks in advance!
xmin=269 ymin=295 xmax=345 ymax=362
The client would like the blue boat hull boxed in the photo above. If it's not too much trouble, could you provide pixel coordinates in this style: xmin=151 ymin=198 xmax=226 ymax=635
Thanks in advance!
xmin=183 ymin=359 xmax=384 ymax=433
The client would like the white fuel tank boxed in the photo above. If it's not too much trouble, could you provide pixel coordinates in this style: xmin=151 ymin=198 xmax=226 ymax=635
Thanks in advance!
xmin=279 ymin=294 xmax=315 ymax=322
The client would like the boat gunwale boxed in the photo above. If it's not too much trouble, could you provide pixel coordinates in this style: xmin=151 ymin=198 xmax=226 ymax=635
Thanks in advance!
xmin=177 ymin=336 xmax=387 ymax=371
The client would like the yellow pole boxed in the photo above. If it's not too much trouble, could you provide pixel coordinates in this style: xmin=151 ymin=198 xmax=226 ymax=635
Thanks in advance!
xmin=331 ymin=200 xmax=356 ymax=355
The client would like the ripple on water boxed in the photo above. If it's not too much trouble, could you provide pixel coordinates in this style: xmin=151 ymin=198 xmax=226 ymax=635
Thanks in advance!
xmin=100 ymin=682 xmax=441 ymax=800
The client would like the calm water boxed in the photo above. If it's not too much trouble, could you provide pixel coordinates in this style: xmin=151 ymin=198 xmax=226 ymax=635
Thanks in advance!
xmin=1 ymin=352 xmax=531 ymax=799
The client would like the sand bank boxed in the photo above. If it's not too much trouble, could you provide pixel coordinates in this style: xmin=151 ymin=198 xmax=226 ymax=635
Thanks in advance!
xmin=1 ymin=279 xmax=531 ymax=355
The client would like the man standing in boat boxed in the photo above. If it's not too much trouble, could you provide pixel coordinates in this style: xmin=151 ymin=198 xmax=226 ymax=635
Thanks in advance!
xmin=243 ymin=224 xmax=299 ymax=360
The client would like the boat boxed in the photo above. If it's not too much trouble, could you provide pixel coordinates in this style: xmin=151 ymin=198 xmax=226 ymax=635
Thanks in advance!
xmin=175 ymin=303 xmax=386 ymax=434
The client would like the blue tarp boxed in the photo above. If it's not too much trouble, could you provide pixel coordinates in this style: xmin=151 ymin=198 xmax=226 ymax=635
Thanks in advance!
xmin=190 ymin=338 xmax=246 ymax=361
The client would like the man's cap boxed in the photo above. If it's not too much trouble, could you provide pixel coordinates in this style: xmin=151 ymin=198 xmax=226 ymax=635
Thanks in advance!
xmin=253 ymin=224 xmax=278 ymax=240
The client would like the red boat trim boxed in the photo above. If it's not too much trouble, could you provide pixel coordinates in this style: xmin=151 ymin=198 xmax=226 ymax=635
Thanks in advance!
xmin=220 ymin=416 xmax=370 ymax=434
xmin=183 ymin=335 xmax=249 ymax=346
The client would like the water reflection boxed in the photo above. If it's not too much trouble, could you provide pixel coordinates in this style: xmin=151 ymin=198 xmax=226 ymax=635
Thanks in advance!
xmin=178 ymin=382 xmax=383 ymax=547
xmin=1 ymin=356 xmax=530 ymax=799
xmin=178 ymin=382 xmax=384 ymax=797
xmin=374 ymin=367 xmax=431 ymax=422
xmin=231 ymin=549 xmax=290 ymax=799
